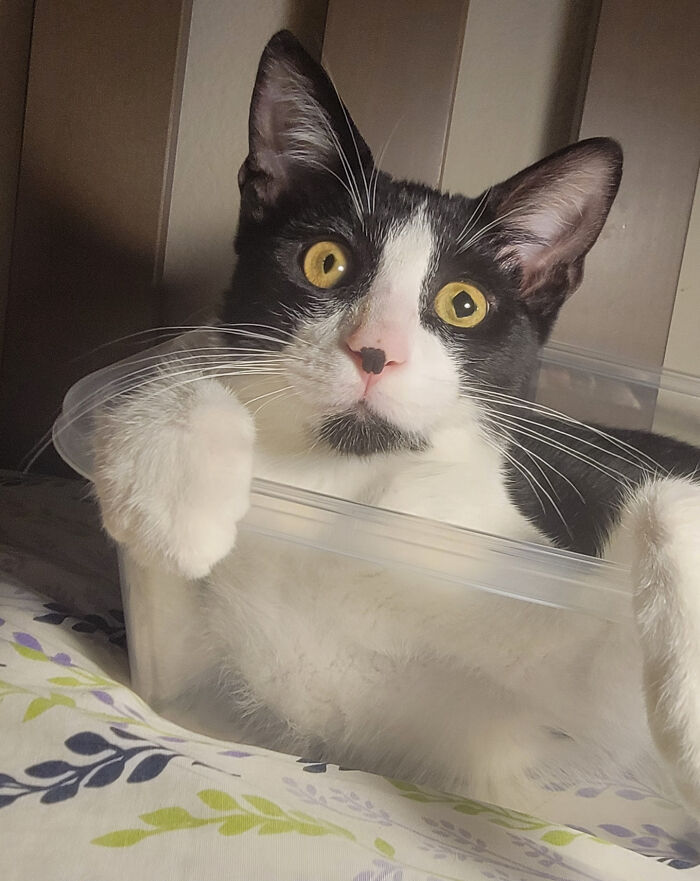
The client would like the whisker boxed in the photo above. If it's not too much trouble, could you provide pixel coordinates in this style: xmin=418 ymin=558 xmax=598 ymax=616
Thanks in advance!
xmin=487 ymin=410 xmax=635 ymax=489
xmin=71 ymin=326 xmax=198 ymax=362
xmin=323 ymin=65 xmax=371 ymax=216
xmin=71 ymin=348 xmax=303 ymax=382
xmin=69 ymin=322 xmax=297 ymax=360
xmin=304 ymin=155 xmax=364 ymax=221
xmin=307 ymin=107 xmax=364 ymax=224
xmin=246 ymin=385 xmax=295 ymax=415
xmin=22 ymin=349 xmax=291 ymax=470
xmin=457 ymin=206 xmax=526 ymax=254
xmin=368 ymin=114 xmax=404 ymax=213
xmin=455 ymin=188 xmax=490 ymax=246
xmin=481 ymin=428 xmax=559 ymax=527
xmin=496 ymin=421 xmax=586 ymax=504
xmin=337 ymin=99 xmax=371 ymax=213
xmin=51 ymin=365 xmax=287 ymax=452
xmin=465 ymin=383 xmax=664 ymax=474
xmin=123 ymin=369 xmax=292 ymax=406
xmin=69 ymin=322 xmax=303 ymax=356
xmin=70 ymin=355 xmax=290 ymax=412
xmin=484 ymin=401 xmax=657 ymax=477
xmin=28 ymin=319 xmax=322 ymax=473
xmin=21 ymin=416 xmax=64 ymax=473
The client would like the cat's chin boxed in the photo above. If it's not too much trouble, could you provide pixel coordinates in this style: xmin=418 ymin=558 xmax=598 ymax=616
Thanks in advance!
xmin=317 ymin=405 xmax=426 ymax=456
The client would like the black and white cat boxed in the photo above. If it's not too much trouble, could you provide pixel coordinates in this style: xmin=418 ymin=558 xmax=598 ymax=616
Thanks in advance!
xmin=94 ymin=32 xmax=700 ymax=819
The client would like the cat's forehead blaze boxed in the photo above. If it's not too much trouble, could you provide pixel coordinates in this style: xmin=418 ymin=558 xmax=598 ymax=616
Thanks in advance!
xmin=369 ymin=209 xmax=435 ymax=317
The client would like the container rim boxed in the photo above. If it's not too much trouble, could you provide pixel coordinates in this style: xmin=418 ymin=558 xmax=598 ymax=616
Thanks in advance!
xmin=52 ymin=333 xmax=700 ymax=623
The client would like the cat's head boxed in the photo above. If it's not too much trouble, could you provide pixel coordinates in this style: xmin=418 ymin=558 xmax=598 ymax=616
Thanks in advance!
xmin=223 ymin=31 xmax=621 ymax=456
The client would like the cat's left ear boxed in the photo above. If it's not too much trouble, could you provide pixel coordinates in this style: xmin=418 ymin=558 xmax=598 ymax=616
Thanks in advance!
xmin=239 ymin=30 xmax=373 ymax=216
xmin=488 ymin=138 xmax=622 ymax=334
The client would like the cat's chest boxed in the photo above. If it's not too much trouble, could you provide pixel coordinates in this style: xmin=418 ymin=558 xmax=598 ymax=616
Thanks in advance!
xmin=251 ymin=421 xmax=543 ymax=543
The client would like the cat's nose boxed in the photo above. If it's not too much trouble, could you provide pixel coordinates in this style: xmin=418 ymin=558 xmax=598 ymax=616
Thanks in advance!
xmin=354 ymin=346 xmax=387 ymax=375
xmin=345 ymin=328 xmax=408 ymax=376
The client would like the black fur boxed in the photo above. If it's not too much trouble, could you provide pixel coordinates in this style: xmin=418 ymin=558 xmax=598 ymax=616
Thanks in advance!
xmin=319 ymin=409 xmax=426 ymax=456
xmin=502 ymin=415 xmax=700 ymax=556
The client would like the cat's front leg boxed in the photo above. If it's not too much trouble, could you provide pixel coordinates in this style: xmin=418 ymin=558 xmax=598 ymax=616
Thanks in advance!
xmin=625 ymin=477 xmax=700 ymax=814
xmin=93 ymin=373 xmax=255 ymax=579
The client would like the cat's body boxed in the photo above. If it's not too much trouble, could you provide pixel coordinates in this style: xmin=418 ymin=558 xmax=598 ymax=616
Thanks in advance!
xmin=93 ymin=32 xmax=700 ymax=822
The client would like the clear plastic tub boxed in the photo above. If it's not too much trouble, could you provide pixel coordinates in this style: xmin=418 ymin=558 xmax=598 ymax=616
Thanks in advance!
xmin=53 ymin=338 xmax=700 ymax=708
xmin=52 ymin=342 xmax=700 ymax=863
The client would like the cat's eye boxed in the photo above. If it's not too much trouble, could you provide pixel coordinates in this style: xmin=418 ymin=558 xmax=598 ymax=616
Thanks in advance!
xmin=302 ymin=241 xmax=349 ymax=289
xmin=434 ymin=282 xmax=488 ymax=328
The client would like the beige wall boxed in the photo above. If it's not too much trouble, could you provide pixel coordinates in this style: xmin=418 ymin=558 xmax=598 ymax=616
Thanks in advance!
xmin=442 ymin=0 xmax=598 ymax=196
xmin=323 ymin=0 xmax=467 ymax=188
xmin=552 ymin=0 xmax=700 ymax=369
xmin=653 ymin=167 xmax=700 ymax=438
xmin=161 ymin=0 xmax=328 ymax=324
xmin=0 ymin=0 xmax=191 ymax=471
xmin=665 ymin=170 xmax=700 ymax=375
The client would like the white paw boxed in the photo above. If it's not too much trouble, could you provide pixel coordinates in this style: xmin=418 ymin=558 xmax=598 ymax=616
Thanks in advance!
xmin=94 ymin=377 xmax=255 ymax=579
xmin=630 ymin=477 xmax=700 ymax=814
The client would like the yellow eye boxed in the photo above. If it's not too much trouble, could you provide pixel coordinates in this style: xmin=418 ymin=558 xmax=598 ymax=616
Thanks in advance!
xmin=434 ymin=282 xmax=488 ymax=328
xmin=302 ymin=241 xmax=349 ymax=289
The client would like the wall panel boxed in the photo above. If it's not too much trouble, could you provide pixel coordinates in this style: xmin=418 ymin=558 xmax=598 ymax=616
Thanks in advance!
xmin=551 ymin=0 xmax=700 ymax=368
xmin=322 ymin=0 xmax=468 ymax=188
xmin=161 ymin=0 xmax=328 ymax=324
xmin=442 ymin=0 xmax=599 ymax=196
xmin=0 ymin=0 xmax=34 ymax=374
xmin=0 ymin=0 xmax=191 ymax=471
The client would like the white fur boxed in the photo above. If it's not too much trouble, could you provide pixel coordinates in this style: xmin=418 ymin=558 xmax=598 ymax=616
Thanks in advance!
xmin=94 ymin=372 xmax=254 ymax=579
xmin=93 ymin=213 xmax=700 ymax=822
xmin=626 ymin=479 xmax=700 ymax=814
xmin=271 ymin=211 xmax=461 ymax=442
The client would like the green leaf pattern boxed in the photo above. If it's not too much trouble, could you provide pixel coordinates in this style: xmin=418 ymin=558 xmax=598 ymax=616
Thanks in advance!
xmin=1 ymin=590 xmax=693 ymax=879
xmin=23 ymin=692 xmax=76 ymax=721
xmin=93 ymin=790 xmax=356 ymax=847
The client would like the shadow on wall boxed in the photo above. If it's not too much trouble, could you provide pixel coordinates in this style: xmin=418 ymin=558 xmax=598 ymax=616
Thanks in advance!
xmin=0 ymin=171 xmax=188 ymax=476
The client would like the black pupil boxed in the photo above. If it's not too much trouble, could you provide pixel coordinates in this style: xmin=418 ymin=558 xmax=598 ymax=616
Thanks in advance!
xmin=323 ymin=252 xmax=336 ymax=274
xmin=453 ymin=290 xmax=476 ymax=318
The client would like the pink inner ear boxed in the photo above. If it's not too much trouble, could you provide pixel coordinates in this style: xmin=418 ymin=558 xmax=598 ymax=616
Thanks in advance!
xmin=252 ymin=58 xmax=339 ymax=185
xmin=495 ymin=152 xmax=619 ymax=291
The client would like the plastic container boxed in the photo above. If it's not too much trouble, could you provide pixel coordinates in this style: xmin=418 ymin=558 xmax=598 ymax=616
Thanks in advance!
xmin=53 ymin=339 xmax=700 ymax=705
xmin=52 ymin=340 xmax=700 ymax=864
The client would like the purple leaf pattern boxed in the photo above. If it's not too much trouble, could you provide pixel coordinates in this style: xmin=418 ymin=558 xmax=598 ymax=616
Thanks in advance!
xmin=1 ymin=547 xmax=699 ymax=877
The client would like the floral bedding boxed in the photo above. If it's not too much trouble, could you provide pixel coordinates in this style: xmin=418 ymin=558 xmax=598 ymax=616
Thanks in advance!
xmin=1 ymin=471 xmax=698 ymax=880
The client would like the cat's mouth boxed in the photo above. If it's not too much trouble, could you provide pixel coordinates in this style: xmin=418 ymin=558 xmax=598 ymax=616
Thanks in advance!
xmin=317 ymin=404 xmax=426 ymax=456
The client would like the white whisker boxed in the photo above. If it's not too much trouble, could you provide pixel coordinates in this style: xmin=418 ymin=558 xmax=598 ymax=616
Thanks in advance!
xmin=457 ymin=206 xmax=526 ymax=254
xmin=487 ymin=410 xmax=634 ymax=489
xmin=466 ymin=383 xmax=664 ymax=474
xmin=455 ymin=188 xmax=490 ymax=245
xmin=51 ymin=364 xmax=287 ymax=454
xmin=323 ymin=65 xmax=371 ymax=217
xmin=249 ymin=386 xmax=296 ymax=416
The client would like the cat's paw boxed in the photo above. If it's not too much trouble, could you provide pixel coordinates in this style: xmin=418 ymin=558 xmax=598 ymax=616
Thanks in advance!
xmin=94 ymin=377 xmax=255 ymax=579
xmin=630 ymin=477 xmax=700 ymax=814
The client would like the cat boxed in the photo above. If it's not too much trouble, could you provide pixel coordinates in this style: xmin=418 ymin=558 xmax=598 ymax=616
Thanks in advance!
xmin=93 ymin=31 xmax=700 ymax=822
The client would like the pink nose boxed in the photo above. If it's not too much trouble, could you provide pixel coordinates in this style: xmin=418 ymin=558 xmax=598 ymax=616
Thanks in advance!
xmin=345 ymin=327 xmax=408 ymax=376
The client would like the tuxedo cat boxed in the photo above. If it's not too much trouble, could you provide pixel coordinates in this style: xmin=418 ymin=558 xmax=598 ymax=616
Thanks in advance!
xmin=93 ymin=31 xmax=700 ymax=820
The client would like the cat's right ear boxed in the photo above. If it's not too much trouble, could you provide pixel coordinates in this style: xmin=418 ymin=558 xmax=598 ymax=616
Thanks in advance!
xmin=239 ymin=31 xmax=373 ymax=217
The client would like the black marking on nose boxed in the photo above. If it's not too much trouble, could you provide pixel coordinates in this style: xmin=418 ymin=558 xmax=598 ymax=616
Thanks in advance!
xmin=359 ymin=347 xmax=386 ymax=375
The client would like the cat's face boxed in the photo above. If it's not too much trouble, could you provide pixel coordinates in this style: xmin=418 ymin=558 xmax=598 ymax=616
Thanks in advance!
xmin=224 ymin=31 xmax=622 ymax=456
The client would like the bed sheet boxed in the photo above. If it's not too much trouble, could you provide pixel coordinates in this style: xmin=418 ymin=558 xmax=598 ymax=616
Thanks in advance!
xmin=0 ymin=471 xmax=697 ymax=880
